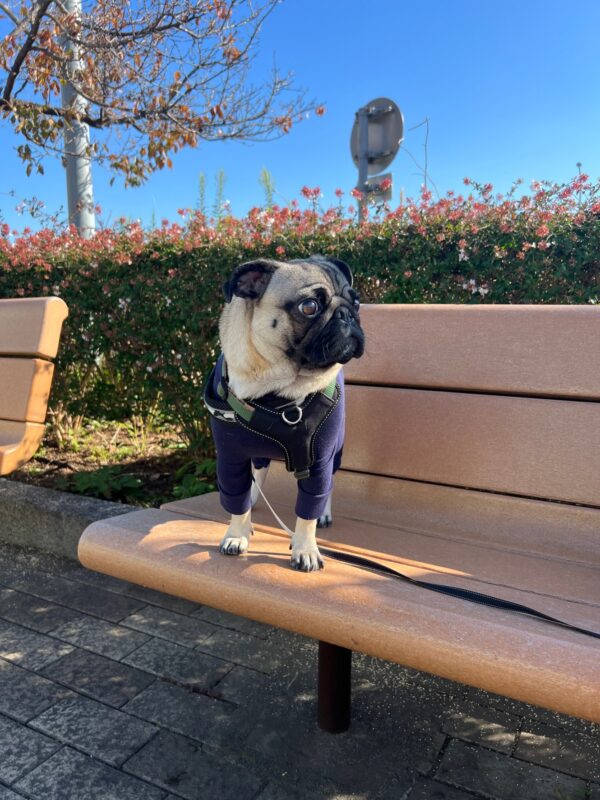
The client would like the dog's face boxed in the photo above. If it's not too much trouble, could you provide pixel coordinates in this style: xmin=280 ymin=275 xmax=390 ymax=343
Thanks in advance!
xmin=222 ymin=256 xmax=365 ymax=373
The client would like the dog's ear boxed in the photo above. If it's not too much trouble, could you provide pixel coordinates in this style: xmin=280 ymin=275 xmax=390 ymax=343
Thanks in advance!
xmin=222 ymin=260 xmax=279 ymax=302
xmin=327 ymin=258 xmax=353 ymax=287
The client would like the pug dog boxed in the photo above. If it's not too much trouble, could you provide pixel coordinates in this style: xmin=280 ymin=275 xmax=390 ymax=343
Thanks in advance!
xmin=204 ymin=255 xmax=365 ymax=571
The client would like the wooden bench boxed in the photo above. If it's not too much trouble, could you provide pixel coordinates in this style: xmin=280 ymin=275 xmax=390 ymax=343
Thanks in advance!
xmin=78 ymin=304 xmax=600 ymax=732
xmin=0 ymin=297 xmax=69 ymax=475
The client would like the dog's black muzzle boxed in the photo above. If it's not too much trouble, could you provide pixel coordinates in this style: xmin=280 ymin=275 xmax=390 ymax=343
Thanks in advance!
xmin=304 ymin=306 xmax=365 ymax=367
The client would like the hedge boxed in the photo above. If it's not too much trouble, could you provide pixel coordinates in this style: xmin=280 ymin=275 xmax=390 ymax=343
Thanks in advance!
xmin=1 ymin=174 xmax=599 ymax=452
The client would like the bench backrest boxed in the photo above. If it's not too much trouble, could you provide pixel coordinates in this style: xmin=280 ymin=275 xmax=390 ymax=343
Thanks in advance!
xmin=343 ymin=305 xmax=600 ymax=507
xmin=0 ymin=297 xmax=69 ymax=427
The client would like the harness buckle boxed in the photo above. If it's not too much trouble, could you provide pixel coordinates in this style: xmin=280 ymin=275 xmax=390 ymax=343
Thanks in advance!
xmin=282 ymin=406 xmax=303 ymax=425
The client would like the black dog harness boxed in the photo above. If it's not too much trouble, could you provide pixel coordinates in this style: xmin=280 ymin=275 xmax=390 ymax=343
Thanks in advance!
xmin=204 ymin=357 xmax=341 ymax=480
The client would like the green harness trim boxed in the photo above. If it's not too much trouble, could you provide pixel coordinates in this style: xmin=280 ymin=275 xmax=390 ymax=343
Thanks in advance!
xmin=323 ymin=376 xmax=337 ymax=400
xmin=217 ymin=380 xmax=254 ymax=421
xmin=216 ymin=369 xmax=337 ymax=420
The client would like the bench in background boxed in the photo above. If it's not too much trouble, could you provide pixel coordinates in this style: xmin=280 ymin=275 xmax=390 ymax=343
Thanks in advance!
xmin=78 ymin=304 xmax=600 ymax=732
xmin=0 ymin=297 xmax=69 ymax=475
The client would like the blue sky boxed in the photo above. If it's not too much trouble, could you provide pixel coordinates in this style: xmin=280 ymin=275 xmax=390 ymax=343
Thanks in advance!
xmin=1 ymin=0 xmax=600 ymax=230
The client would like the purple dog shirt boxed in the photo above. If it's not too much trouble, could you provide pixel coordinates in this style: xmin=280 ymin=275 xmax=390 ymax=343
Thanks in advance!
xmin=209 ymin=355 xmax=345 ymax=520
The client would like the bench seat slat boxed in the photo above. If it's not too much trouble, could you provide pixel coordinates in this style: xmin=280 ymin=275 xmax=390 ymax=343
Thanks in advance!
xmin=0 ymin=420 xmax=46 ymax=475
xmin=344 ymin=385 xmax=600 ymax=506
xmin=0 ymin=297 xmax=68 ymax=359
xmin=78 ymin=508 xmax=600 ymax=724
xmin=0 ymin=358 xmax=55 ymax=423
xmin=163 ymin=489 xmax=600 ymax=615
xmin=345 ymin=304 xmax=600 ymax=398
xmin=165 ymin=464 xmax=600 ymax=568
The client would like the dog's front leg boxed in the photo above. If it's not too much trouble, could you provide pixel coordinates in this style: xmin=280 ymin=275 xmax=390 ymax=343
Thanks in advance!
xmin=250 ymin=464 xmax=269 ymax=507
xmin=220 ymin=510 xmax=252 ymax=556
xmin=290 ymin=517 xmax=324 ymax=572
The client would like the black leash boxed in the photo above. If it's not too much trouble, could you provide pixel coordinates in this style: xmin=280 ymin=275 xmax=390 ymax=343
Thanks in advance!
xmin=319 ymin=546 xmax=600 ymax=641
xmin=250 ymin=476 xmax=600 ymax=641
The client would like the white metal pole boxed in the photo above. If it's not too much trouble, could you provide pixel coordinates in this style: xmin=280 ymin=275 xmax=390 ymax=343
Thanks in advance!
xmin=61 ymin=0 xmax=96 ymax=237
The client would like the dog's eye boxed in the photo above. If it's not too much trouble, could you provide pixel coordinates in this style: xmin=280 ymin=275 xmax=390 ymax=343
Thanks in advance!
xmin=299 ymin=299 xmax=320 ymax=317
xmin=353 ymin=297 xmax=360 ymax=311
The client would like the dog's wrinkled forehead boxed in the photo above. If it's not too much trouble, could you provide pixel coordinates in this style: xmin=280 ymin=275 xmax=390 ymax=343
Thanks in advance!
xmin=266 ymin=257 xmax=353 ymax=305
xmin=222 ymin=255 xmax=352 ymax=304
xmin=286 ymin=256 xmax=352 ymax=291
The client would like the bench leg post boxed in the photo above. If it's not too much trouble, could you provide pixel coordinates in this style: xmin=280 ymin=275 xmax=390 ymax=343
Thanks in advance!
xmin=317 ymin=640 xmax=352 ymax=733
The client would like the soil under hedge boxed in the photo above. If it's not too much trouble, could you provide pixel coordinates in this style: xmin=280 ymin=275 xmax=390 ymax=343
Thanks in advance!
xmin=6 ymin=421 xmax=213 ymax=506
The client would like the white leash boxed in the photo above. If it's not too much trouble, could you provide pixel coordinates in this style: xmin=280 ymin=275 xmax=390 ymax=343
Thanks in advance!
xmin=251 ymin=476 xmax=294 ymax=537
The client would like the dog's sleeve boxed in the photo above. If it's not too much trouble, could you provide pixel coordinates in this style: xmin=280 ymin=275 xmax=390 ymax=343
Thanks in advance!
xmin=295 ymin=380 xmax=345 ymax=520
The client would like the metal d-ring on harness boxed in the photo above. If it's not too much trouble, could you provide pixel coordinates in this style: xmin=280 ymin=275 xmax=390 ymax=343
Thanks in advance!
xmin=249 ymin=477 xmax=600 ymax=642
xmin=282 ymin=406 xmax=303 ymax=425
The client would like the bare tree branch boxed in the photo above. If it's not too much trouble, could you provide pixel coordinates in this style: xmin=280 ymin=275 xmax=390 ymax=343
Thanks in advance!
xmin=3 ymin=0 xmax=54 ymax=102
xmin=0 ymin=1 xmax=19 ymax=25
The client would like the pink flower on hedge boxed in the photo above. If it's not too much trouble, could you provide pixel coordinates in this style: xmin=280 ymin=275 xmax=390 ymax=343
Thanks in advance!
xmin=275 ymin=246 xmax=286 ymax=256
xmin=300 ymin=186 xmax=321 ymax=200
xmin=573 ymin=173 xmax=589 ymax=189
xmin=536 ymin=224 xmax=550 ymax=237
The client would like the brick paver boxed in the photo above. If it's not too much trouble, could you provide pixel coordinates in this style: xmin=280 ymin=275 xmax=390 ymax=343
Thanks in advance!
xmin=0 ymin=540 xmax=598 ymax=800
xmin=40 ymin=647 xmax=155 ymax=708
xmin=29 ymin=695 xmax=158 ymax=767
xmin=49 ymin=615 xmax=150 ymax=660
xmin=120 ymin=604 xmax=216 ymax=647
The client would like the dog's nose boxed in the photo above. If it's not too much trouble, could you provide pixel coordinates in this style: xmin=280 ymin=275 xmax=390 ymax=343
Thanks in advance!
xmin=334 ymin=305 xmax=353 ymax=323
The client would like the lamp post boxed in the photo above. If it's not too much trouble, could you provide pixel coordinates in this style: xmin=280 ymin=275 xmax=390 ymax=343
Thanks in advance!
xmin=60 ymin=0 xmax=95 ymax=237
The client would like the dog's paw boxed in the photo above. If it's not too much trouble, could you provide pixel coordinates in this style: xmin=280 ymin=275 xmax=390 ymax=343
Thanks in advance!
xmin=290 ymin=546 xmax=324 ymax=572
xmin=317 ymin=511 xmax=332 ymax=528
xmin=219 ymin=535 xmax=249 ymax=556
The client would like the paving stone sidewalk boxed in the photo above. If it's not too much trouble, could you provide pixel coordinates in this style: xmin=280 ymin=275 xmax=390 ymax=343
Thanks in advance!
xmin=0 ymin=540 xmax=597 ymax=800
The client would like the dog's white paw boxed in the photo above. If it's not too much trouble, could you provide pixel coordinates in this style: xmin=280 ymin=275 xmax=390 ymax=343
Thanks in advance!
xmin=290 ymin=545 xmax=324 ymax=572
xmin=219 ymin=535 xmax=249 ymax=556
xmin=220 ymin=511 xmax=252 ymax=556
